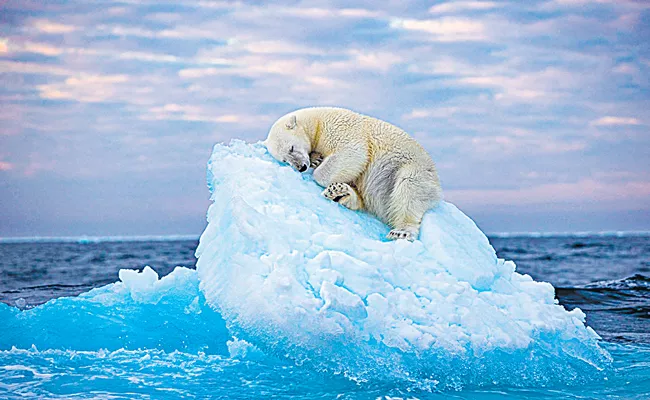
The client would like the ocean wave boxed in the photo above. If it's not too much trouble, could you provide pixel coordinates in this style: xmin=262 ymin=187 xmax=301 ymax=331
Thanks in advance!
xmin=581 ymin=274 xmax=650 ymax=290
xmin=556 ymin=274 xmax=650 ymax=343
xmin=488 ymin=231 xmax=650 ymax=238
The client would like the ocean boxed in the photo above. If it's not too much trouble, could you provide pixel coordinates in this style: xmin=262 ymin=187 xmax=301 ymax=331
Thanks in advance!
xmin=1 ymin=234 xmax=649 ymax=399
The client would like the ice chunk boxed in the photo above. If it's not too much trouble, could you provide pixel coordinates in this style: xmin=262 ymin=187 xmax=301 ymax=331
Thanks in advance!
xmin=0 ymin=267 xmax=230 ymax=354
xmin=15 ymin=298 xmax=26 ymax=309
xmin=196 ymin=140 xmax=611 ymax=387
xmin=320 ymin=281 xmax=368 ymax=320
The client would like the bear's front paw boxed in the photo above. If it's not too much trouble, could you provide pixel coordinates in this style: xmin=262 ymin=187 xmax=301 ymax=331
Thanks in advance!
xmin=309 ymin=152 xmax=324 ymax=169
xmin=322 ymin=183 xmax=362 ymax=210
xmin=322 ymin=182 xmax=351 ymax=203
xmin=387 ymin=229 xmax=415 ymax=241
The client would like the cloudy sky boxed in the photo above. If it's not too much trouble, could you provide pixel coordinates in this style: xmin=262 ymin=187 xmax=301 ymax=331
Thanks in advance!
xmin=1 ymin=0 xmax=649 ymax=237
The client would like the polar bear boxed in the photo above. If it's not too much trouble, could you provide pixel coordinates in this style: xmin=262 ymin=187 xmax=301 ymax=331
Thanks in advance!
xmin=264 ymin=107 xmax=442 ymax=241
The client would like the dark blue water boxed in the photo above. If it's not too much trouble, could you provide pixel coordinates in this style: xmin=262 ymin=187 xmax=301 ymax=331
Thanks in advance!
xmin=3 ymin=236 xmax=648 ymax=343
xmin=489 ymin=235 xmax=650 ymax=344
xmin=1 ymin=235 xmax=649 ymax=398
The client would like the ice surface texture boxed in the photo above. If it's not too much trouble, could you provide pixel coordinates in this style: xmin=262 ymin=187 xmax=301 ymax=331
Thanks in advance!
xmin=195 ymin=140 xmax=611 ymax=387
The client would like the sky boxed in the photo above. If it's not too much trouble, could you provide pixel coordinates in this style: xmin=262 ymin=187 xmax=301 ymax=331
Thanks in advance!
xmin=0 ymin=0 xmax=649 ymax=237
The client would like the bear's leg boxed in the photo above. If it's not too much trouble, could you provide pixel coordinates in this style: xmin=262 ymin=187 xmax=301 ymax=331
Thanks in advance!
xmin=312 ymin=149 xmax=368 ymax=188
xmin=385 ymin=166 xmax=440 ymax=241
xmin=322 ymin=182 xmax=363 ymax=211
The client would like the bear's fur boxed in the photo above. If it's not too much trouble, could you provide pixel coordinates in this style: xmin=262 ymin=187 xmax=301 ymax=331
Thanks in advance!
xmin=264 ymin=107 xmax=442 ymax=241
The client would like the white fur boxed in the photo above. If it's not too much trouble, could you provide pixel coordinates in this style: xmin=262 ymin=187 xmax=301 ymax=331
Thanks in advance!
xmin=265 ymin=107 xmax=442 ymax=240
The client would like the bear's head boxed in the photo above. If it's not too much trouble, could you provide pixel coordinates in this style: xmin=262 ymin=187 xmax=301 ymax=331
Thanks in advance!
xmin=264 ymin=114 xmax=311 ymax=173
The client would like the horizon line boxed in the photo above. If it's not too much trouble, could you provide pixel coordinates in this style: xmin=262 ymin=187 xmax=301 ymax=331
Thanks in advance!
xmin=1 ymin=231 xmax=650 ymax=243
xmin=0 ymin=234 xmax=201 ymax=244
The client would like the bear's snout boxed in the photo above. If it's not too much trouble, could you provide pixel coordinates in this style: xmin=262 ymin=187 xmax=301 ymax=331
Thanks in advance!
xmin=287 ymin=153 xmax=309 ymax=173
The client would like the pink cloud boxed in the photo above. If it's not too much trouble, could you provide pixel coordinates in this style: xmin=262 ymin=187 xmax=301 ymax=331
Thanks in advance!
xmin=23 ymin=159 xmax=56 ymax=176
xmin=390 ymin=17 xmax=489 ymax=42
xmin=31 ymin=19 xmax=77 ymax=34
xmin=446 ymin=180 xmax=650 ymax=209
xmin=429 ymin=1 xmax=500 ymax=14
xmin=591 ymin=116 xmax=642 ymax=126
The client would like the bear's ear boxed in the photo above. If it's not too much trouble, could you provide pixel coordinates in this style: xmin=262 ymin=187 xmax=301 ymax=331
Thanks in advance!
xmin=285 ymin=115 xmax=297 ymax=130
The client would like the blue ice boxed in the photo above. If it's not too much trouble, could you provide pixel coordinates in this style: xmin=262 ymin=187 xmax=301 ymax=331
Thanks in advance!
xmin=194 ymin=140 xmax=611 ymax=387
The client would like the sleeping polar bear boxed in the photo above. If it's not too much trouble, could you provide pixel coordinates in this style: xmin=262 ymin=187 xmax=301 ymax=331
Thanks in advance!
xmin=264 ymin=107 xmax=442 ymax=241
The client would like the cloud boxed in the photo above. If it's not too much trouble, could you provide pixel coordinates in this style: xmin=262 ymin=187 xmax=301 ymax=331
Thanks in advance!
xmin=13 ymin=41 xmax=63 ymax=56
xmin=0 ymin=60 xmax=72 ymax=76
xmin=278 ymin=7 xmax=384 ymax=19
xmin=407 ymin=56 xmax=491 ymax=76
xmin=429 ymin=1 xmax=500 ymax=14
xmin=180 ymin=45 xmax=401 ymax=92
xmin=347 ymin=50 xmax=402 ymax=72
xmin=194 ymin=1 xmax=244 ymax=10
xmin=0 ymin=161 xmax=13 ymax=171
xmin=591 ymin=116 xmax=642 ymax=126
xmin=94 ymin=24 xmax=226 ymax=41
xmin=5 ymin=39 xmax=184 ymax=65
xmin=22 ymin=153 xmax=57 ymax=176
xmin=403 ymin=107 xmax=460 ymax=119
xmin=191 ymin=1 xmax=385 ymax=20
xmin=31 ymin=19 xmax=77 ymax=34
xmin=143 ymin=103 xmax=242 ymax=123
xmin=37 ymin=74 xmax=130 ymax=103
xmin=390 ymin=17 xmax=488 ymax=41
xmin=91 ymin=5 xmax=384 ymax=42
xmin=116 ymin=51 xmax=181 ymax=63
xmin=231 ymin=39 xmax=324 ymax=55
xmin=542 ymin=0 xmax=650 ymax=8
xmin=2 ymin=0 xmax=648 ymax=233
xmin=446 ymin=179 xmax=650 ymax=209
xmin=468 ymin=135 xmax=587 ymax=155
xmin=424 ymin=132 xmax=587 ymax=156
xmin=15 ymin=40 xmax=184 ymax=64
xmin=448 ymin=68 xmax=583 ymax=101
xmin=612 ymin=63 xmax=638 ymax=74
xmin=178 ymin=67 xmax=221 ymax=78
xmin=196 ymin=57 xmax=306 ymax=78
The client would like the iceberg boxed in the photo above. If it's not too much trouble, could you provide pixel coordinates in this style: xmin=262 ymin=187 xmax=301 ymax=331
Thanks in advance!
xmin=195 ymin=140 xmax=611 ymax=388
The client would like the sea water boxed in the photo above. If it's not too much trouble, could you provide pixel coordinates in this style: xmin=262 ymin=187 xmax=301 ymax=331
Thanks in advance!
xmin=1 ymin=141 xmax=649 ymax=399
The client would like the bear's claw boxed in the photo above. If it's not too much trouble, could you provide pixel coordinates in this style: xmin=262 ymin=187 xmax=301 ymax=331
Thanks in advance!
xmin=387 ymin=229 xmax=415 ymax=241
xmin=309 ymin=152 xmax=324 ymax=169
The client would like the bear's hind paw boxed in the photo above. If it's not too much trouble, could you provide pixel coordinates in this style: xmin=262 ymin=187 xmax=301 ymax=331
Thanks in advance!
xmin=387 ymin=229 xmax=415 ymax=241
